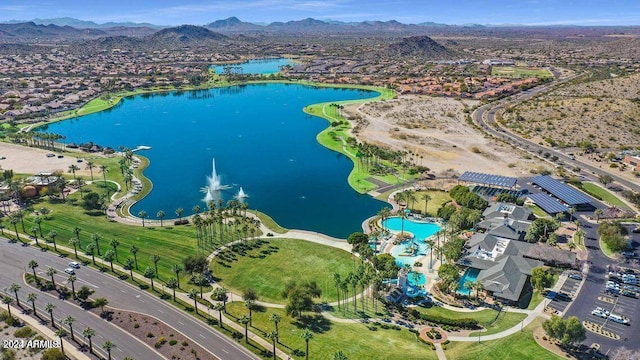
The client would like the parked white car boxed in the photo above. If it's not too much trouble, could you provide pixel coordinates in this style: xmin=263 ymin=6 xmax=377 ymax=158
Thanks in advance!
xmin=64 ymin=268 xmax=75 ymax=275
xmin=608 ymin=314 xmax=629 ymax=325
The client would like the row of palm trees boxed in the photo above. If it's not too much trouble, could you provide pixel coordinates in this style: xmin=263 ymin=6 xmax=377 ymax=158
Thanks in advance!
xmin=333 ymin=262 xmax=383 ymax=316
xmin=3 ymin=281 xmax=117 ymax=359
xmin=8 ymin=131 xmax=67 ymax=151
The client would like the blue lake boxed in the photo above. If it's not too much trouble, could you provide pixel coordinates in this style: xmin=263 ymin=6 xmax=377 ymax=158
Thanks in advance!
xmin=38 ymin=84 xmax=387 ymax=238
xmin=212 ymin=59 xmax=294 ymax=74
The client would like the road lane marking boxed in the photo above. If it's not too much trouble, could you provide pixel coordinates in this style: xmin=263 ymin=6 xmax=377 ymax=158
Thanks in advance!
xmin=200 ymin=334 xmax=205 ymax=339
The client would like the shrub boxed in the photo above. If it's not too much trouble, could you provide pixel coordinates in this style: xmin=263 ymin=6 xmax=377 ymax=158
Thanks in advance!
xmin=169 ymin=340 xmax=178 ymax=346
xmin=181 ymin=340 xmax=189 ymax=346
xmin=133 ymin=323 xmax=140 ymax=328
xmin=14 ymin=326 xmax=34 ymax=338
xmin=146 ymin=332 xmax=154 ymax=338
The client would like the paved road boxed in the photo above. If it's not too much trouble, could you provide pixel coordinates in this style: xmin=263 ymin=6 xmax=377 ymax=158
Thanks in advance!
xmin=471 ymin=76 xmax=640 ymax=194
xmin=0 ymin=242 xmax=158 ymax=360
xmin=0 ymin=239 xmax=258 ymax=360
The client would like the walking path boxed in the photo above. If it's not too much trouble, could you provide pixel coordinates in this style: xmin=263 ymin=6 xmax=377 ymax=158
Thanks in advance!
xmin=434 ymin=343 xmax=447 ymax=360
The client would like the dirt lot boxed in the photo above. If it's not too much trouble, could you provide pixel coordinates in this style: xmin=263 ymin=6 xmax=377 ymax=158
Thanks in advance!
xmin=0 ymin=142 xmax=88 ymax=175
xmin=504 ymin=72 xmax=640 ymax=149
xmin=349 ymin=94 xmax=543 ymax=177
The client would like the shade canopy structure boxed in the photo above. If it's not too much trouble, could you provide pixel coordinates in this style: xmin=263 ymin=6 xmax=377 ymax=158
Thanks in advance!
xmin=459 ymin=171 xmax=518 ymax=188
xmin=529 ymin=175 xmax=592 ymax=206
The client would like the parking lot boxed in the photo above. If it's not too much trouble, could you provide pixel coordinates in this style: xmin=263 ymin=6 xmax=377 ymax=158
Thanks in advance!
xmin=546 ymin=275 xmax=582 ymax=314
xmin=584 ymin=265 xmax=639 ymax=342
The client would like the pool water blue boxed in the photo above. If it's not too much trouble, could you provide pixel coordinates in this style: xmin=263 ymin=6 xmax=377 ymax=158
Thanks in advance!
xmin=457 ymin=268 xmax=480 ymax=296
xmin=212 ymin=59 xmax=294 ymax=74
xmin=383 ymin=217 xmax=441 ymax=267
xmin=409 ymin=272 xmax=426 ymax=287
xmin=37 ymin=84 xmax=385 ymax=238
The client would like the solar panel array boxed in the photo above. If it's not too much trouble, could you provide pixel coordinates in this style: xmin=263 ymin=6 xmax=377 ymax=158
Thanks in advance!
xmin=529 ymin=175 xmax=592 ymax=205
xmin=459 ymin=171 xmax=518 ymax=188
xmin=528 ymin=193 xmax=569 ymax=214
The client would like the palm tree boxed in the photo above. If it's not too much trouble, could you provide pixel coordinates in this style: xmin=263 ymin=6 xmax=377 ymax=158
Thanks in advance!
xmin=28 ymin=260 xmax=39 ymax=281
xmin=69 ymin=238 xmax=80 ymax=258
xmin=188 ymin=288 xmax=199 ymax=314
xmin=175 ymin=208 xmax=184 ymax=223
xmin=125 ymin=258 xmax=135 ymax=279
xmin=594 ymin=209 xmax=604 ymax=223
xmin=94 ymin=297 xmax=109 ymax=315
xmin=73 ymin=226 xmax=81 ymax=244
xmin=83 ymin=327 xmax=96 ymax=354
xmin=213 ymin=302 xmax=225 ymax=328
xmin=567 ymin=207 xmax=576 ymax=222
xmin=333 ymin=273 xmax=342 ymax=311
xmin=63 ymin=315 xmax=76 ymax=340
xmin=194 ymin=274 xmax=206 ymax=298
xmin=2 ymin=296 xmax=13 ymax=316
xmin=9 ymin=283 xmax=20 ymax=307
xmin=575 ymin=229 xmax=586 ymax=246
xmin=300 ymin=329 xmax=313 ymax=360
xmin=399 ymin=209 xmax=407 ymax=235
xmin=45 ymin=303 xmax=56 ymax=327
xmin=102 ymin=341 xmax=115 ymax=360
xmin=171 ymin=264 xmax=182 ymax=288
xmin=464 ymin=280 xmax=474 ymax=297
xmin=109 ymin=239 xmax=120 ymax=261
xmin=34 ymin=216 xmax=44 ymax=237
xmin=422 ymin=193 xmax=432 ymax=215
xmin=568 ymin=242 xmax=577 ymax=251
xmin=266 ymin=330 xmax=278 ymax=360
xmin=27 ymin=293 xmax=37 ymax=316
xmin=475 ymin=282 xmax=483 ymax=300
xmin=130 ymin=245 xmax=139 ymax=269
xmin=101 ymin=250 xmax=115 ymax=272
xmin=68 ymin=164 xmax=80 ymax=182
xmin=150 ymin=254 xmax=161 ymax=278
xmin=426 ymin=239 xmax=435 ymax=270
xmin=239 ymin=315 xmax=251 ymax=344
xmin=55 ymin=328 xmax=67 ymax=355
xmin=68 ymin=275 xmax=77 ymax=298
xmin=138 ymin=211 xmax=147 ymax=227
xmin=91 ymin=233 xmax=101 ymax=256
xmin=48 ymin=230 xmax=58 ymax=251
xmin=46 ymin=267 xmax=58 ymax=288
xmin=144 ymin=267 xmax=156 ymax=290
xmin=85 ymin=161 xmax=95 ymax=181
xmin=404 ymin=190 xmax=417 ymax=212
xmin=9 ymin=216 xmax=19 ymax=241
xmin=157 ymin=210 xmax=166 ymax=227
xmin=245 ymin=299 xmax=255 ymax=326
xmin=333 ymin=350 xmax=348 ymax=360
xmin=85 ymin=244 xmax=96 ymax=265
xmin=166 ymin=278 xmax=178 ymax=301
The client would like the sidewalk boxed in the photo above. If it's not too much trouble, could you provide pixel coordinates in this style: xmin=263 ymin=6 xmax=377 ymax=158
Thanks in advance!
xmin=7 ymin=304 xmax=91 ymax=360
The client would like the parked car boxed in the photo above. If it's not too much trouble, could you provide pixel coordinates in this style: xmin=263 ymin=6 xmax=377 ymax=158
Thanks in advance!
xmin=622 ymin=290 xmax=639 ymax=299
xmin=608 ymin=314 xmax=629 ymax=325
xmin=68 ymin=261 xmax=80 ymax=269
xmin=46 ymin=153 xmax=55 ymax=158
xmin=555 ymin=292 xmax=572 ymax=301
xmin=64 ymin=268 xmax=75 ymax=275
xmin=591 ymin=309 xmax=608 ymax=318
xmin=568 ymin=273 xmax=583 ymax=280
xmin=621 ymin=251 xmax=636 ymax=258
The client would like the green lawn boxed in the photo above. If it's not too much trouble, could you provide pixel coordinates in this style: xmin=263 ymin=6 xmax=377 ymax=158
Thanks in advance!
xmin=406 ymin=190 xmax=452 ymax=217
xmin=225 ymin=302 xmax=437 ymax=360
xmin=211 ymin=238 xmax=356 ymax=304
xmin=17 ymin=181 xmax=256 ymax=291
xmin=492 ymin=66 xmax=553 ymax=79
xmin=415 ymin=305 xmax=526 ymax=336
xmin=247 ymin=210 xmax=288 ymax=234
xmin=446 ymin=318 xmax=563 ymax=360
xmin=527 ymin=205 xmax=551 ymax=218
xmin=580 ymin=182 xmax=629 ymax=209
xmin=599 ymin=238 xmax=616 ymax=258
xmin=526 ymin=290 xmax=546 ymax=310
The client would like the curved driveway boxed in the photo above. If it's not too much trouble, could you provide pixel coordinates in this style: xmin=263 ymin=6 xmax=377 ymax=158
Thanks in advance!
xmin=0 ymin=239 xmax=258 ymax=360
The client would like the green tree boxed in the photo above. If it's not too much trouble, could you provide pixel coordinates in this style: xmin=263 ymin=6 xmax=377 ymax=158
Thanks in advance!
xmin=282 ymin=281 xmax=321 ymax=318
xmin=67 ymin=275 xmax=77 ymax=298
xmin=157 ymin=210 xmax=165 ymax=227
xmin=525 ymin=218 xmax=560 ymax=243
xmin=124 ymin=258 xmax=135 ymax=279
xmin=166 ymin=277 xmax=179 ymax=301
xmin=91 ymin=233 xmax=101 ymax=256
xmin=2 ymin=295 xmax=13 ymax=316
xmin=103 ymin=250 xmax=116 ymax=272
xmin=130 ymin=245 xmax=139 ymax=269
xmin=76 ymin=286 xmax=94 ymax=305
xmin=9 ymin=283 xmax=21 ymax=307
xmin=144 ymin=267 xmax=156 ymax=290
xmin=300 ymin=329 xmax=313 ymax=360
xmin=27 ymin=293 xmax=37 ymax=316
xmin=47 ymin=230 xmax=58 ymax=251
xmin=138 ymin=211 xmax=147 ymax=227
xmin=598 ymin=174 xmax=613 ymax=188
xmin=85 ymin=244 xmax=97 ymax=265
xmin=83 ymin=327 xmax=96 ymax=354
xmin=530 ymin=267 xmax=554 ymax=291
xmin=239 ymin=315 xmax=251 ymax=344
xmin=266 ymin=330 xmax=278 ymax=360
xmin=333 ymin=350 xmax=348 ymax=360
xmin=269 ymin=313 xmax=282 ymax=340
xmin=188 ymin=288 xmax=199 ymax=314
xmin=45 ymin=302 xmax=56 ymax=327
xmin=63 ymin=315 xmax=76 ymax=340
xmin=437 ymin=264 xmax=459 ymax=288
xmin=68 ymin=238 xmax=80 ymax=258
xmin=46 ymin=267 xmax=58 ymax=288
xmin=102 ymin=341 xmax=115 ymax=360
xmin=213 ymin=302 xmax=226 ymax=329
xmin=175 ymin=208 xmax=184 ymax=223
xmin=109 ymin=239 xmax=120 ymax=261
xmin=171 ymin=264 xmax=183 ymax=288
xmin=55 ymin=328 xmax=67 ymax=355
xmin=94 ymin=297 xmax=109 ymax=315
xmin=28 ymin=260 xmax=39 ymax=281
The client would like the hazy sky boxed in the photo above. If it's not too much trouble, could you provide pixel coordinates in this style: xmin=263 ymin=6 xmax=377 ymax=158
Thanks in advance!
xmin=2 ymin=0 xmax=639 ymax=26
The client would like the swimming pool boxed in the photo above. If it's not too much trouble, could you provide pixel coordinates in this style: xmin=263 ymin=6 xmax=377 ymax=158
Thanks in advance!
xmin=457 ymin=268 xmax=480 ymax=296
xmin=383 ymin=217 xmax=441 ymax=267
